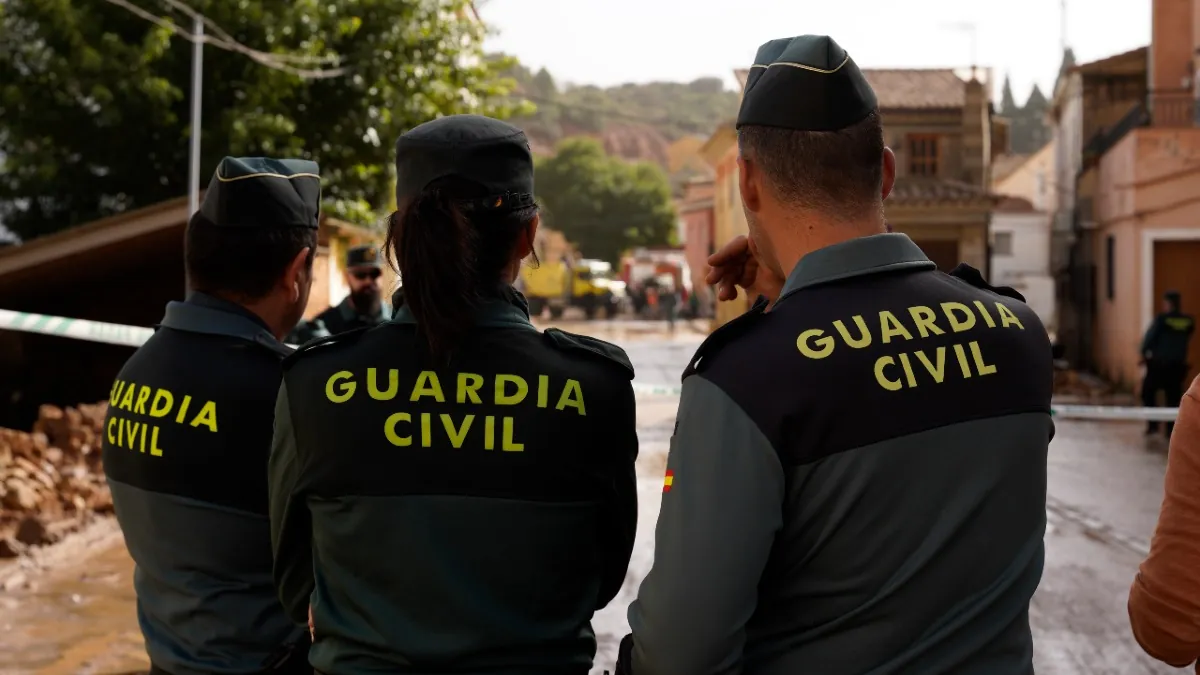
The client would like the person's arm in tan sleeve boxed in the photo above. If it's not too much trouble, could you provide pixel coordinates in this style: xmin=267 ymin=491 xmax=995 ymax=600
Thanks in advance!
xmin=1129 ymin=377 xmax=1200 ymax=667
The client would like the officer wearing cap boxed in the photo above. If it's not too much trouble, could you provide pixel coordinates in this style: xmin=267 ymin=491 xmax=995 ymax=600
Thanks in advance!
xmin=287 ymin=244 xmax=393 ymax=344
xmin=269 ymin=115 xmax=638 ymax=674
xmin=102 ymin=157 xmax=319 ymax=675
xmin=1141 ymin=290 xmax=1196 ymax=436
xmin=618 ymin=36 xmax=1052 ymax=674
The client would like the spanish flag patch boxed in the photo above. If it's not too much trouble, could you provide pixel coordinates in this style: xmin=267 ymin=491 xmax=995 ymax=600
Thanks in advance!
xmin=663 ymin=469 xmax=674 ymax=493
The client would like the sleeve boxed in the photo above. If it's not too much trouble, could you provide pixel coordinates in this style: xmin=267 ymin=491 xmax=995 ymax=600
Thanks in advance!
xmin=627 ymin=375 xmax=785 ymax=675
xmin=597 ymin=380 xmax=639 ymax=610
xmin=1129 ymin=383 xmax=1200 ymax=667
xmin=1141 ymin=316 xmax=1163 ymax=358
xmin=268 ymin=380 xmax=315 ymax=626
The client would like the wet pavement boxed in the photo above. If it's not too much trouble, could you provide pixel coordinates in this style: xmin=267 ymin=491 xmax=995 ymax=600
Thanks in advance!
xmin=0 ymin=320 xmax=1190 ymax=674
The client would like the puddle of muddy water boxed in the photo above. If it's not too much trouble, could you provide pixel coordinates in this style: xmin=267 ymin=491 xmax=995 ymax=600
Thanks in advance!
xmin=0 ymin=537 xmax=147 ymax=675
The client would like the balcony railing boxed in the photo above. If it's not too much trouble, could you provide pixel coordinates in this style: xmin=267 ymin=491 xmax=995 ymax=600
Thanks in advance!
xmin=1150 ymin=89 xmax=1196 ymax=127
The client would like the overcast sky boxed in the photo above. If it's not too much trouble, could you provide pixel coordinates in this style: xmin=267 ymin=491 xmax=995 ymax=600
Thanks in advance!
xmin=480 ymin=0 xmax=1151 ymax=103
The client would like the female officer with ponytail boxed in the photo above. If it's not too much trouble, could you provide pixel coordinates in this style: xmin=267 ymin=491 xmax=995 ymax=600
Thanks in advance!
xmin=268 ymin=115 xmax=639 ymax=675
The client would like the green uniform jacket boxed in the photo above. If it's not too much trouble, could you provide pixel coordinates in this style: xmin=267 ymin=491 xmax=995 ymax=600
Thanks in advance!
xmin=1141 ymin=310 xmax=1195 ymax=364
xmin=269 ymin=290 xmax=638 ymax=674
xmin=626 ymin=234 xmax=1053 ymax=674
xmin=286 ymin=297 xmax=393 ymax=345
xmin=102 ymin=293 xmax=304 ymax=675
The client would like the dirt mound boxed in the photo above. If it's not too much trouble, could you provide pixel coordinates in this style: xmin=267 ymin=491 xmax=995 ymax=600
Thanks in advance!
xmin=0 ymin=402 xmax=112 ymax=556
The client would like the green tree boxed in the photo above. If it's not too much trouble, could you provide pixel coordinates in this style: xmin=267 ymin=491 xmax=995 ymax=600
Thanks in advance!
xmin=0 ymin=0 xmax=526 ymax=240
xmin=535 ymin=137 xmax=676 ymax=265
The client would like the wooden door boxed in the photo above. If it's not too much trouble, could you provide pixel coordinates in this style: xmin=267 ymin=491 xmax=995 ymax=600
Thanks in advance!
xmin=1153 ymin=239 xmax=1200 ymax=382
xmin=912 ymin=240 xmax=960 ymax=272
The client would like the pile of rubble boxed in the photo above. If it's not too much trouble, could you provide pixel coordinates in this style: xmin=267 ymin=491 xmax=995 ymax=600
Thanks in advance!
xmin=0 ymin=402 xmax=112 ymax=557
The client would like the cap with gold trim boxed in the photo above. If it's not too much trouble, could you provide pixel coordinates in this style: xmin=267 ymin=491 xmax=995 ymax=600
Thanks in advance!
xmin=198 ymin=156 xmax=321 ymax=229
xmin=736 ymin=35 xmax=878 ymax=132
xmin=346 ymin=244 xmax=382 ymax=269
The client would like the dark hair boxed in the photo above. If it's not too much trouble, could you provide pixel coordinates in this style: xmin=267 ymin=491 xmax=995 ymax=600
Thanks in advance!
xmin=184 ymin=213 xmax=317 ymax=299
xmin=737 ymin=110 xmax=885 ymax=217
xmin=385 ymin=177 xmax=538 ymax=360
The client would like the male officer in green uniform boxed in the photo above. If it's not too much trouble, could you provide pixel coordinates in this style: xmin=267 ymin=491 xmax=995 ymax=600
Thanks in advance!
xmin=102 ymin=157 xmax=320 ymax=675
xmin=618 ymin=35 xmax=1053 ymax=674
xmin=1141 ymin=290 xmax=1196 ymax=436
xmin=287 ymin=245 xmax=392 ymax=343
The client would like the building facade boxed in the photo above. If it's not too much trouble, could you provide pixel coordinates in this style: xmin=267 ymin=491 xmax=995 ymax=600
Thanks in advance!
xmin=1091 ymin=0 xmax=1200 ymax=388
xmin=675 ymin=177 xmax=715 ymax=312
xmin=990 ymin=141 xmax=1058 ymax=332
xmin=1049 ymin=46 xmax=1149 ymax=369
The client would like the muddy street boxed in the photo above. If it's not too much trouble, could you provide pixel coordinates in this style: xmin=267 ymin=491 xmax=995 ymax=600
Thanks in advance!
xmin=0 ymin=323 xmax=1188 ymax=674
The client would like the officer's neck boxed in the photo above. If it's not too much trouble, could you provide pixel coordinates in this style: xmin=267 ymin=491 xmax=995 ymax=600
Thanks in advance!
xmin=209 ymin=291 xmax=292 ymax=341
xmin=772 ymin=211 xmax=886 ymax=279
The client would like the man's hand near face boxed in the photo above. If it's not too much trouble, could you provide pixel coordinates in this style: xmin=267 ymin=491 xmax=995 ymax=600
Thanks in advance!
xmin=705 ymin=235 xmax=786 ymax=307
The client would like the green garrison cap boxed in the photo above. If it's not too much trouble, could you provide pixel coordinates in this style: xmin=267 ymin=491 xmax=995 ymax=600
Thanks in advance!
xmin=346 ymin=244 xmax=382 ymax=268
xmin=737 ymin=35 xmax=878 ymax=132
xmin=199 ymin=157 xmax=321 ymax=229
xmin=394 ymin=115 xmax=535 ymax=212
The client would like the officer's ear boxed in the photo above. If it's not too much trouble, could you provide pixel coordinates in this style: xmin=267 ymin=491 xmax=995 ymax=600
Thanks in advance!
xmin=285 ymin=246 xmax=312 ymax=301
xmin=519 ymin=213 xmax=540 ymax=259
xmin=737 ymin=153 xmax=761 ymax=213
xmin=881 ymin=147 xmax=896 ymax=201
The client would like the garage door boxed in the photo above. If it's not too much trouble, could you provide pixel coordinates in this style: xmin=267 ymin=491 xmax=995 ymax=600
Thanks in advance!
xmin=911 ymin=240 xmax=960 ymax=272
xmin=1153 ymin=239 xmax=1200 ymax=383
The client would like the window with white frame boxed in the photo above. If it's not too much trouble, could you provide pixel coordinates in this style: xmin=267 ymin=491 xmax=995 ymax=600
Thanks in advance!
xmin=993 ymin=231 xmax=1014 ymax=256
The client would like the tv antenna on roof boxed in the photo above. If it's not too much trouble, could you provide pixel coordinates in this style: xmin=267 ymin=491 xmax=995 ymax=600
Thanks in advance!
xmin=940 ymin=22 xmax=979 ymax=76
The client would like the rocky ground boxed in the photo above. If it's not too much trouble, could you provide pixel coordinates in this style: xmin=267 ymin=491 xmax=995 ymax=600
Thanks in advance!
xmin=0 ymin=404 xmax=113 ymax=564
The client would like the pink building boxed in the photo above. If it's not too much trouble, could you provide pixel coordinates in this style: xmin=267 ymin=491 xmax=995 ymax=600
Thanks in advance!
xmin=676 ymin=177 xmax=715 ymax=311
xmin=1091 ymin=0 xmax=1200 ymax=387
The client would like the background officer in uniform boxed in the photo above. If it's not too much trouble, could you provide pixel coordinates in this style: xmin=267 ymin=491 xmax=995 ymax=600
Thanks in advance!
xmin=269 ymin=114 xmax=638 ymax=675
xmin=618 ymin=35 xmax=1053 ymax=674
xmin=102 ymin=157 xmax=320 ymax=675
xmin=287 ymin=245 xmax=392 ymax=343
xmin=1141 ymin=290 xmax=1195 ymax=436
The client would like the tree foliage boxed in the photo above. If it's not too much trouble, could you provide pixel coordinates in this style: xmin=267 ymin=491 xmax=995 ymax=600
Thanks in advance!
xmin=534 ymin=138 xmax=676 ymax=265
xmin=0 ymin=0 xmax=527 ymax=239
xmin=502 ymin=61 xmax=739 ymax=146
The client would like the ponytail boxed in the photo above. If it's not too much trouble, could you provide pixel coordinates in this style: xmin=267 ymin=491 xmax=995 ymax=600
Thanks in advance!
xmin=385 ymin=177 xmax=538 ymax=361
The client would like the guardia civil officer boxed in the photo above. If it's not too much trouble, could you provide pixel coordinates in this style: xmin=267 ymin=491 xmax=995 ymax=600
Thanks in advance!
xmin=286 ymin=245 xmax=392 ymax=343
xmin=1141 ymin=290 xmax=1195 ymax=436
xmin=102 ymin=157 xmax=321 ymax=675
xmin=617 ymin=35 xmax=1053 ymax=675
xmin=269 ymin=114 xmax=638 ymax=674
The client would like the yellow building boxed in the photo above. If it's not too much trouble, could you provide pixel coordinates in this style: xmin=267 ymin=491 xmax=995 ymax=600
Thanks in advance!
xmin=700 ymin=70 xmax=752 ymax=329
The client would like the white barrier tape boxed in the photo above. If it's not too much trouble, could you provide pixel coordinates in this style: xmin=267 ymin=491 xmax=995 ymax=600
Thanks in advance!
xmin=0 ymin=309 xmax=153 ymax=347
xmin=0 ymin=309 xmax=1182 ymax=422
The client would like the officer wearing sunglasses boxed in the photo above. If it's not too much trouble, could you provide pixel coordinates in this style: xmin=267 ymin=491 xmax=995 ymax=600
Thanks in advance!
xmin=287 ymin=245 xmax=393 ymax=343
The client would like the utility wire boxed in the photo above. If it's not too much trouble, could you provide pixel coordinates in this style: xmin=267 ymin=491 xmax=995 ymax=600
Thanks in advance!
xmin=98 ymin=0 xmax=348 ymax=79
xmin=157 ymin=0 xmax=342 ymax=66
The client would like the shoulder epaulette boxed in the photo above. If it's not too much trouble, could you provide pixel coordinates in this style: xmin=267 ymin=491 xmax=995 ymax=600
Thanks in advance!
xmin=682 ymin=295 xmax=769 ymax=380
xmin=947 ymin=264 xmax=1026 ymax=303
xmin=543 ymin=328 xmax=635 ymax=380
xmin=282 ymin=325 xmax=371 ymax=371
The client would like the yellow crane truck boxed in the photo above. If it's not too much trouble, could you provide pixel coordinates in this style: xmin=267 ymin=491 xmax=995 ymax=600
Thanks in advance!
xmin=518 ymin=258 xmax=625 ymax=319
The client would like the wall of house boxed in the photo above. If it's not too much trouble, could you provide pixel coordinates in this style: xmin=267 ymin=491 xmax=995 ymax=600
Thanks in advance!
xmin=712 ymin=141 xmax=750 ymax=327
xmin=681 ymin=206 xmax=714 ymax=308
xmin=1094 ymin=126 xmax=1200 ymax=386
xmin=994 ymin=140 xmax=1058 ymax=212
xmin=991 ymin=211 xmax=1056 ymax=329
xmin=884 ymin=109 xmax=967 ymax=182
xmin=1152 ymin=0 xmax=1194 ymax=95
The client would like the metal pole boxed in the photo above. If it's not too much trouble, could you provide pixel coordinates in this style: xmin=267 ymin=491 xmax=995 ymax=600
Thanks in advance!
xmin=187 ymin=15 xmax=204 ymax=218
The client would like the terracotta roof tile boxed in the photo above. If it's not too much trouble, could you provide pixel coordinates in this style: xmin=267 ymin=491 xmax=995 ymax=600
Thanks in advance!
xmin=889 ymin=177 xmax=996 ymax=204
xmin=863 ymin=69 xmax=966 ymax=109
